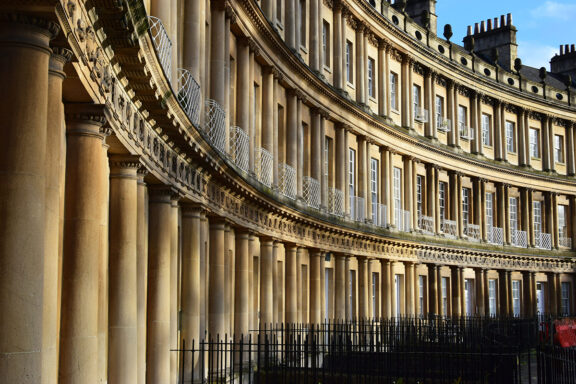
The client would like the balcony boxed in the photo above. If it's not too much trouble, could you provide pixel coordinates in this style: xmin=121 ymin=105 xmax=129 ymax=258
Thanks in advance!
xmin=255 ymin=147 xmax=273 ymax=187
xmin=350 ymin=196 xmax=365 ymax=222
xmin=278 ymin=163 xmax=296 ymax=199
xmin=148 ymin=16 xmax=172 ymax=82
xmin=176 ymin=69 xmax=201 ymax=127
xmin=535 ymin=232 xmax=552 ymax=250
xmin=511 ymin=229 xmax=528 ymax=248
xmin=459 ymin=126 xmax=475 ymax=140
xmin=372 ymin=203 xmax=388 ymax=228
xmin=204 ymin=99 xmax=226 ymax=153
xmin=436 ymin=117 xmax=452 ymax=132
xmin=464 ymin=223 xmax=481 ymax=242
xmin=418 ymin=214 xmax=434 ymax=235
xmin=328 ymin=188 xmax=344 ymax=217
xmin=303 ymin=176 xmax=321 ymax=209
xmin=414 ymin=107 xmax=429 ymax=123
xmin=441 ymin=219 xmax=458 ymax=238
xmin=559 ymin=236 xmax=572 ymax=249
xmin=229 ymin=126 xmax=249 ymax=172
xmin=487 ymin=226 xmax=504 ymax=245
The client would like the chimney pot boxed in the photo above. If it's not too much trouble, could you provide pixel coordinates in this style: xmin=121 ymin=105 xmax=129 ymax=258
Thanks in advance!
xmin=487 ymin=19 xmax=492 ymax=30
xmin=507 ymin=13 xmax=513 ymax=26
xmin=481 ymin=20 xmax=485 ymax=33
xmin=571 ymin=44 xmax=575 ymax=52
xmin=475 ymin=23 xmax=479 ymax=34
xmin=500 ymin=15 xmax=506 ymax=27
xmin=494 ymin=18 xmax=498 ymax=28
xmin=467 ymin=25 xmax=472 ymax=36
xmin=561 ymin=45 xmax=564 ymax=55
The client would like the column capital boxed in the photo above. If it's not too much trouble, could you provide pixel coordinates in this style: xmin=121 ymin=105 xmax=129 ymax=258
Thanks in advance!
xmin=109 ymin=155 xmax=141 ymax=178
xmin=148 ymin=185 xmax=179 ymax=203
xmin=49 ymin=46 xmax=73 ymax=78
xmin=0 ymin=13 xmax=61 ymax=40
xmin=181 ymin=203 xmax=207 ymax=218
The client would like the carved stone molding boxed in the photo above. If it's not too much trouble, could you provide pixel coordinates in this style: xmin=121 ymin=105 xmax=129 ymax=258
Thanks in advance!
xmin=0 ymin=13 xmax=61 ymax=39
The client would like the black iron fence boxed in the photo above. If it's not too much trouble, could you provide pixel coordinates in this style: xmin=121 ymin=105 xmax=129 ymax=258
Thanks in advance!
xmin=173 ymin=316 xmax=576 ymax=384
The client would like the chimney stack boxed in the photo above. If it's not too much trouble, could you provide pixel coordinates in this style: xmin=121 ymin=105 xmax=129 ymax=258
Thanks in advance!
xmin=550 ymin=43 xmax=576 ymax=79
xmin=405 ymin=0 xmax=438 ymax=35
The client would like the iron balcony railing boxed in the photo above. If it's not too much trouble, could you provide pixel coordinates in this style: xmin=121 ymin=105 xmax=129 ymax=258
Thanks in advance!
xmin=418 ymin=214 xmax=434 ymax=235
xmin=328 ymin=188 xmax=344 ymax=217
xmin=414 ymin=107 xmax=429 ymax=123
xmin=229 ymin=126 xmax=249 ymax=172
xmin=372 ymin=203 xmax=387 ymax=228
xmin=436 ymin=116 xmax=452 ymax=132
xmin=464 ymin=223 xmax=481 ymax=242
xmin=512 ymin=229 xmax=528 ymax=248
xmin=559 ymin=235 xmax=572 ymax=249
xmin=204 ymin=99 xmax=226 ymax=153
xmin=303 ymin=176 xmax=321 ymax=209
xmin=255 ymin=147 xmax=273 ymax=187
xmin=441 ymin=219 xmax=458 ymax=238
xmin=535 ymin=232 xmax=552 ymax=250
xmin=176 ymin=68 xmax=201 ymax=126
xmin=278 ymin=163 xmax=296 ymax=199
xmin=487 ymin=225 xmax=504 ymax=245
xmin=148 ymin=16 xmax=172 ymax=82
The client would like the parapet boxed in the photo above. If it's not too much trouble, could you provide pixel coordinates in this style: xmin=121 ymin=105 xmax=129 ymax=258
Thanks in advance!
xmin=462 ymin=13 xmax=517 ymax=71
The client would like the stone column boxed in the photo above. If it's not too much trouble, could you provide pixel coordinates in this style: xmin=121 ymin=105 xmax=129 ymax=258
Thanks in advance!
xmin=180 ymin=205 xmax=202 ymax=381
xmin=567 ymin=123 xmax=575 ymax=176
xmin=320 ymin=113 xmax=328 ymax=209
xmin=183 ymin=0 xmax=204 ymax=84
xmin=286 ymin=89 xmax=298 ymax=185
xmin=335 ymin=255 xmax=347 ymax=319
xmin=451 ymin=266 xmax=462 ymax=316
xmin=473 ymin=178 xmax=483 ymax=237
xmin=517 ymin=109 xmax=526 ymax=166
xmin=498 ymin=270 xmax=508 ymax=316
xmin=0 ymin=15 xmax=57 ymax=383
xmin=309 ymin=0 xmax=320 ymax=72
xmin=496 ymin=183 xmax=506 ymax=239
xmin=296 ymin=94 xmax=304 ymax=197
xmin=262 ymin=0 xmax=274 ymax=20
xmin=476 ymin=93 xmax=484 ymax=155
xmin=59 ymin=105 xmax=107 ymax=384
xmin=357 ymin=136 xmax=367 ymax=220
xmin=433 ymin=166 xmax=441 ymax=234
xmin=380 ymin=147 xmax=391 ymax=226
xmin=436 ymin=266 xmax=443 ymax=316
xmin=41 ymin=47 xmax=72 ymax=384
xmin=548 ymin=117 xmax=556 ymax=172
xmin=500 ymin=103 xmax=508 ymax=162
xmin=358 ymin=258 xmax=369 ymax=319
xmin=310 ymin=250 xmax=323 ymax=324
xmin=405 ymin=262 xmax=415 ymax=316
xmin=260 ymin=238 xmax=274 ymax=328
xmin=170 ymin=198 xmax=180 ymax=384
xmin=136 ymin=169 xmax=148 ymax=384
xmin=231 ymin=230 xmax=250 ymax=337
xmin=236 ymin=37 xmax=250 ymax=162
xmin=262 ymin=66 xmax=275 ymax=162
xmin=207 ymin=218 xmax=227 ymax=338
xmin=378 ymin=41 xmax=388 ymax=116
xmin=273 ymin=72 xmax=281 ymax=186
xmin=475 ymin=269 xmax=485 ymax=316
xmin=210 ymin=0 xmax=226 ymax=106
xmin=355 ymin=23 xmax=366 ymax=104
xmin=311 ymin=108 xmax=322 ymax=185
xmin=456 ymin=173 xmax=463 ymax=238
xmin=145 ymin=186 xmax=173 ymax=384
xmin=479 ymin=179 xmax=487 ymax=241
xmin=428 ymin=264 xmax=438 ymax=315
xmin=285 ymin=245 xmax=298 ymax=324
xmin=108 ymin=158 xmax=140 ymax=384
xmin=494 ymin=101 xmax=503 ymax=160
xmin=547 ymin=273 xmax=557 ymax=315
xmin=430 ymin=72 xmax=438 ymax=139
xmin=401 ymin=55 xmax=411 ymax=127
xmin=403 ymin=156 xmax=414 ymax=231
xmin=285 ymin=0 xmax=296 ymax=49
xmin=333 ymin=1 xmax=343 ymax=89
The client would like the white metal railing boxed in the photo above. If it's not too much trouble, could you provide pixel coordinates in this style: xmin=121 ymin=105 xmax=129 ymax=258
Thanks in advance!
xmin=204 ymin=99 xmax=226 ymax=152
xmin=148 ymin=16 xmax=172 ymax=81
xmin=350 ymin=196 xmax=365 ymax=222
xmin=535 ymin=232 xmax=552 ymax=250
xmin=459 ymin=126 xmax=475 ymax=140
xmin=441 ymin=219 xmax=458 ymax=238
xmin=328 ymin=188 xmax=344 ymax=217
xmin=278 ymin=163 xmax=296 ymax=199
xmin=418 ymin=214 xmax=434 ymax=235
xmin=255 ymin=147 xmax=273 ymax=187
xmin=401 ymin=210 xmax=411 ymax=232
xmin=414 ymin=107 xmax=429 ymax=123
xmin=372 ymin=203 xmax=388 ymax=228
xmin=511 ymin=229 xmax=528 ymax=248
xmin=436 ymin=117 xmax=452 ymax=132
xmin=487 ymin=226 xmax=504 ymax=245
xmin=464 ymin=223 xmax=481 ymax=242
xmin=559 ymin=236 xmax=572 ymax=249
xmin=303 ymin=176 xmax=321 ymax=209
xmin=177 ymin=68 xmax=201 ymax=126
xmin=229 ymin=126 xmax=249 ymax=172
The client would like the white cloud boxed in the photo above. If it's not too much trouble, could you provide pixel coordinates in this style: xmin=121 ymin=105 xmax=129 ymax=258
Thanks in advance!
xmin=517 ymin=41 xmax=558 ymax=69
xmin=530 ymin=1 xmax=576 ymax=20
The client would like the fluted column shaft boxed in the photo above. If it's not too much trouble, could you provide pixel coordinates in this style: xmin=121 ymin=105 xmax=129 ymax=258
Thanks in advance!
xmin=405 ymin=262 xmax=415 ymax=315
xmin=209 ymin=1 xmax=226 ymax=106
xmin=310 ymin=250 xmax=323 ymax=324
xmin=334 ymin=255 xmax=346 ymax=319
xmin=333 ymin=2 xmax=343 ymax=89
xmin=355 ymin=25 xmax=365 ymax=104
xmin=232 ymin=231 xmax=250 ymax=336
xmin=108 ymin=159 xmax=140 ymax=384
xmin=451 ymin=267 xmax=461 ymax=316
xmin=358 ymin=258 xmax=369 ymax=318
xmin=286 ymin=90 xmax=298 ymax=171
xmin=475 ymin=269 xmax=486 ymax=316
xmin=378 ymin=43 xmax=387 ymax=116
xmin=311 ymin=109 xmax=322 ymax=182
xmin=285 ymin=245 xmax=298 ymax=323
xmin=260 ymin=239 xmax=274 ymax=327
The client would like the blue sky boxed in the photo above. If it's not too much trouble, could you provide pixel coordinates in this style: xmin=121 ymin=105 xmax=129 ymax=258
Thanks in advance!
xmin=435 ymin=0 xmax=576 ymax=69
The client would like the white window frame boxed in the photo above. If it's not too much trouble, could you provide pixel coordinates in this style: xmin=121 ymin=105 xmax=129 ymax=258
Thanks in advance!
xmin=482 ymin=113 xmax=491 ymax=146
xmin=370 ymin=158 xmax=378 ymax=219
xmin=529 ymin=128 xmax=540 ymax=158
xmin=346 ymin=40 xmax=353 ymax=84
xmin=488 ymin=279 xmax=497 ymax=316
xmin=413 ymin=84 xmax=421 ymax=118
xmin=506 ymin=121 xmax=516 ymax=153
xmin=554 ymin=135 xmax=564 ymax=163
xmin=441 ymin=277 xmax=448 ymax=317
xmin=418 ymin=275 xmax=425 ymax=316
xmin=435 ymin=95 xmax=444 ymax=129
xmin=562 ymin=282 xmax=571 ymax=316
xmin=416 ymin=175 xmax=423 ymax=217
xmin=558 ymin=205 xmax=567 ymax=240
xmin=368 ymin=57 xmax=375 ymax=98
xmin=533 ymin=201 xmax=542 ymax=241
xmin=390 ymin=72 xmax=398 ymax=110
xmin=349 ymin=148 xmax=356 ymax=216
xmin=462 ymin=187 xmax=470 ymax=229
xmin=512 ymin=280 xmax=521 ymax=317
xmin=509 ymin=197 xmax=518 ymax=233
xmin=486 ymin=192 xmax=494 ymax=231
xmin=322 ymin=20 xmax=330 ymax=68
xmin=458 ymin=105 xmax=468 ymax=137
xmin=393 ymin=167 xmax=402 ymax=228
xmin=439 ymin=182 xmax=446 ymax=222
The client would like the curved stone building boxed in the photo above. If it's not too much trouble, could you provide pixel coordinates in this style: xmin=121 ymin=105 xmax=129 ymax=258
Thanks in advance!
xmin=1 ymin=0 xmax=575 ymax=383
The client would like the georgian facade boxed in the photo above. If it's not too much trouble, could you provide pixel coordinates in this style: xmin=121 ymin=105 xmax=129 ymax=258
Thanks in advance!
xmin=1 ymin=0 xmax=576 ymax=383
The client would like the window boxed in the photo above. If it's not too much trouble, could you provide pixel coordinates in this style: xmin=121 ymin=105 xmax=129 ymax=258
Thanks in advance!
xmin=349 ymin=148 xmax=356 ymax=215
xmin=324 ymin=137 xmax=331 ymax=181
xmin=512 ymin=280 xmax=521 ymax=317
xmin=349 ymin=270 xmax=356 ymax=320
xmin=370 ymin=158 xmax=378 ymax=220
xmin=509 ymin=197 xmax=518 ymax=233
xmin=300 ymin=0 xmax=306 ymax=47
xmin=276 ymin=0 xmax=282 ymax=22
xmin=533 ymin=201 xmax=542 ymax=242
xmin=413 ymin=85 xmax=421 ymax=118
xmin=558 ymin=205 xmax=567 ymax=240
xmin=368 ymin=58 xmax=375 ymax=98
xmin=458 ymin=105 xmax=468 ymax=137
xmin=395 ymin=274 xmax=402 ymax=316
xmin=488 ymin=279 xmax=497 ymax=316
xmin=418 ymin=275 xmax=425 ymax=316
xmin=393 ymin=167 xmax=402 ymax=228
xmin=482 ymin=114 xmax=491 ymax=146
xmin=462 ymin=188 xmax=470 ymax=229
xmin=441 ymin=277 xmax=448 ymax=317
xmin=435 ymin=96 xmax=445 ymax=129
xmin=554 ymin=135 xmax=564 ymax=163
xmin=530 ymin=128 xmax=540 ymax=158
xmin=506 ymin=121 xmax=516 ymax=153
xmin=561 ymin=282 xmax=571 ymax=315
xmin=322 ymin=21 xmax=330 ymax=67
xmin=346 ymin=40 xmax=353 ymax=84
xmin=390 ymin=72 xmax=398 ymax=110
xmin=416 ymin=175 xmax=423 ymax=217
xmin=439 ymin=182 xmax=446 ymax=222
xmin=372 ymin=272 xmax=378 ymax=318
xmin=486 ymin=192 xmax=494 ymax=231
